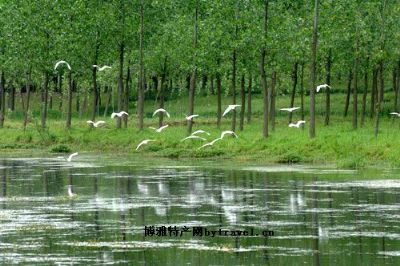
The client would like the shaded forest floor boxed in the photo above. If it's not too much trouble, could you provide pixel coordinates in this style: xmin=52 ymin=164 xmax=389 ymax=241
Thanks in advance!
xmin=1 ymin=92 xmax=399 ymax=169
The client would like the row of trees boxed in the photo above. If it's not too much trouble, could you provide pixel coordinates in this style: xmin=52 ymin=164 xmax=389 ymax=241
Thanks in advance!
xmin=0 ymin=0 xmax=399 ymax=138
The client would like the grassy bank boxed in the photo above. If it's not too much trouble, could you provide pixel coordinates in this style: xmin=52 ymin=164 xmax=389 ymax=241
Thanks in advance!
xmin=1 ymin=93 xmax=400 ymax=169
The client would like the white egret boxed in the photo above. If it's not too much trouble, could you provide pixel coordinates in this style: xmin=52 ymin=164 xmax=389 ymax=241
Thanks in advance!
xmin=150 ymin=124 xmax=169 ymax=133
xmin=280 ymin=107 xmax=300 ymax=112
xmin=390 ymin=112 xmax=400 ymax=117
xmin=181 ymin=135 xmax=207 ymax=142
xmin=186 ymin=114 xmax=199 ymax=121
xmin=92 ymin=65 xmax=111 ymax=71
xmin=316 ymin=84 xmax=331 ymax=92
xmin=66 ymin=152 xmax=78 ymax=162
xmin=289 ymin=120 xmax=306 ymax=128
xmin=191 ymin=130 xmax=210 ymax=136
xmin=152 ymin=108 xmax=170 ymax=118
xmin=222 ymin=105 xmax=241 ymax=117
xmin=111 ymin=111 xmax=128 ymax=119
xmin=54 ymin=60 xmax=71 ymax=71
xmin=198 ymin=138 xmax=221 ymax=149
xmin=86 ymin=120 xmax=106 ymax=127
xmin=68 ymin=185 xmax=76 ymax=197
xmin=220 ymin=130 xmax=238 ymax=139
xmin=136 ymin=139 xmax=155 ymax=150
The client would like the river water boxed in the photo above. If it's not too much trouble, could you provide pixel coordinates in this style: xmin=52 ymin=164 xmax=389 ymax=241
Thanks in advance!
xmin=0 ymin=154 xmax=399 ymax=265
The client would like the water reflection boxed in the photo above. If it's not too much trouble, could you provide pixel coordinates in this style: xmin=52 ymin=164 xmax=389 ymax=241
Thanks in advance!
xmin=0 ymin=157 xmax=399 ymax=265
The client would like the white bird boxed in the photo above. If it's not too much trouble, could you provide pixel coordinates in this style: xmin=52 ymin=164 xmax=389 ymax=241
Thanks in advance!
xmin=220 ymin=130 xmax=238 ymax=139
xmin=316 ymin=84 xmax=331 ymax=92
xmin=199 ymin=138 xmax=221 ymax=149
xmin=111 ymin=111 xmax=128 ymax=119
xmin=92 ymin=65 xmax=111 ymax=71
xmin=186 ymin=114 xmax=199 ymax=121
xmin=289 ymin=120 xmax=306 ymax=128
xmin=152 ymin=108 xmax=170 ymax=118
xmin=191 ymin=130 xmax=210 ymax=136
xmin=66 ymin=152 xmax=79 ymax=162
xmin=86 ymin=120 xmax=106 ymax=127
xmin=67 ymin=185 xmax=76 ymax=197
xmin=222 ymin=105 xmax=241 ymax=117
xmin=390 ymin=112 xmax=400 ymax=117
xmin=150 ymin=124 xmax=169 ymax=133
xmin=54 ymin=60 xmax=71 ymax=71
xmin=136 ymin=139 xmax=155 ymax=150
xmin=280 ymin=107 xmax=300 ymax=112
xmin=181 ymin=135 xmax=207 ymax=142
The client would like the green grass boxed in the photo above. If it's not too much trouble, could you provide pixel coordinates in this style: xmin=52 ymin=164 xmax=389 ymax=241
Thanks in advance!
xmin=1 ymin=91 xmax=399 ymax=169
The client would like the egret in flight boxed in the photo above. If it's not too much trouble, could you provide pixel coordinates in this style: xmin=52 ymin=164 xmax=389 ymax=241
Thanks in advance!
xmin=222 ymin=105 xmax=241 ymax=117
xmin=390 ymin=112 xmax=400 ymax=117
xmin=186 ymin=114 xmax=199 ymax=121
xmin=153 ymin=108 xmax=170 ymax=118
xmin=67 ymin=185 xmax=76 ymax=198
xmin=150 ymin=124 xmax=169 ymax=133
xmin=93 ymin=65 xmax=111 ymax=71
xmin=191 ymin=130 xmax=210 ymax=136
xmin=54 ymin=60 xmax=71 ymax=71
xmin=289 ymin=120 xmax=306 ymax=128
xmin=181 ymin=135 xmax=207 ymax=142
xmin=220 ymin=130 xmax=238 ymax=139
xmin=280 ymin=107 xmax=300 ymax=112
xmin=316 ymin=84 xmax=331 ymax=92
xmin=111 ymin=111 xmax=128 ymax=119
xmin=136 ymin=139 xmax=155 ymax=150
xmin=199 ymin=138 xmax=221 ymax=149
xmin=86 ymin=120 xmax=106 ymax=127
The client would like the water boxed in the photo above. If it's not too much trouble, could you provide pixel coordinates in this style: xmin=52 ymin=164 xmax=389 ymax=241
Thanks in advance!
xmin=0 ymin=154 xmax=399 ymax=265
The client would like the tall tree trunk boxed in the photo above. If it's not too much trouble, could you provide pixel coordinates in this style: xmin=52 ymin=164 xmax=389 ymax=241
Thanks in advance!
xmin=352 ymin=55 xmax=359 ymax=129
xmin=231 ymin=49 xmax=237 ymax=132
xmin=104 ymin=86 xmax=112 ymax=117
xmin=325 ymin=48 xmax=332 ymax=126
xmin=40 ymin=71 xmax=49 ymax=129
xmin=23 ymin=71 xmax=31 ymax=131
xmin=210 ymin=75 xmax=214 ymax=95
xmin=361 ymin=71 xmax=368 ymax=127
xmin=370 ymin=68 xmax=377 ymax=118
xmin=66 ymin=72 xmax=72 ymax=129
xmin=374 ymin=62 xmax=384 ymax=137
xmin=300 ymin=61 xmax=305 ymax=121
xmin=201 ymin=74 xmax=207 ymax=96
xmin=396 ymin=60 xmax=400 ymax=112
xmin=344 ymin=69 xmax=352 ymax=117
xmin=393 ymin=66 xmax=398 ymax=112
xmin=239 ymin=74 xmax=245 ymax=131
xmin=0 ymin=71 xmax=5 ymax=128
xmin=123 ymin=61 xmax=131 ymax=128
xmin=247 ymin=73 xmax=252 ymax=123
xmin=138 ymin=0 xmax=145 ymax=130
xmin=187 ymin=3 xmax=198 ymax=135
xmin=309 ymin=0 xmax=319 ymax=138
xmin=91 ymin=67 xmax=98 ymax=123
xmin=117 ymin=42 xmax=125 ymax=129
xmin=270 ymin=71 xmax=276 ymax=131
xmin=216 ymin=68 xmax=222 ymax=128
xmin=158 ymin=57 xmax=167 ymax=128
xmin=260 ymin=0 xmax=269 ymax=138
xmin=9 ymin=85 xmax=15 ymax=111
xmin=289 ymin=62 xmax=298 ymax=123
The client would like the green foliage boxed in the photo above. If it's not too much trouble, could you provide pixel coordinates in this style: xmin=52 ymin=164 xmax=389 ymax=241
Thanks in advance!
xmin=50 ymin=144 xmax=71 ymax=153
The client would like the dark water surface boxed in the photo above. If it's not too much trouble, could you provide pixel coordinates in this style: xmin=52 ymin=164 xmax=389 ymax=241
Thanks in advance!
xmin=0 ymin=154 xmax=399 ymax=265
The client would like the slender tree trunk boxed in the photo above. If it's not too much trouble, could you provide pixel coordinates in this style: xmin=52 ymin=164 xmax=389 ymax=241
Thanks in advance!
xmin=352 ymin=55 xmax=359 ymax=129
xmin=231 ymin=49 xmax=237 ymax=132
xmin=81 ymin=95 xmax=88 ymax=118
xmin=23 ymin=71 xmax=31 ymax=131
xmin=216 ymin=69 xmax=222 ymax=128
xmin=91 ymin=67 xmax=98 ymax=123
xmin=325 ymin=48 xmax=332 ymax=126
xmin=374 ymin=61 xmax=384 ymax=137
xmin=117 ymin=42 xmax=124 ymax=129
xmin=76 ymin=86 xmax=80 ymax=113
xmin=396 ymin=60 xmax=400 ymax=112
xmin=247 ymin=73 xmax=252 ymax=123
xmin=260 ymin=0 xmax=269 ymax=138
xmin=370 ymin=68 xmax=377 ymax=118
xmin=300 ymin=61 xmax=305 ymax=121
xmin=344 ymin=69 xmax=352 ymax=117
xmin=270 ymin=71 xmax=276 ymax=131
xmin=361 ymin=71 xmax=368 ymax=127
xmin=123 ymin=61 xmax=131 ymax=128
xmin=201 ymin=74 xmax=207 ymax=96
xmin=239 ymin=74 xmax=245 ymax=131
xmin=104 ymin=86 xmax=112 ymax=117
xmin=309 ymin=0 xmax=320 ymax=138
xmin=210 ymin=75 xmax=214 ymax=95
xmin=393 ymin=67 xmax=398 ymax=112
xmin=159 ymin=57 xmax=167 ymax=128
xmin=40 ymin=71 xmax=49 ymax=129
xmin=66 ymin=71 xmax=72 ymax=129
xmin=289 ymin=62 xmax=298 ymax=123
xmin=138 ymin=0 xmax=145 ymax=130
xmin=9 ymin=85 xmax=15 ymax=111
xmin=187 ymin=4 xmax=198 ymax=135
xmin=0 ymin=71 xmax=5 ymax=128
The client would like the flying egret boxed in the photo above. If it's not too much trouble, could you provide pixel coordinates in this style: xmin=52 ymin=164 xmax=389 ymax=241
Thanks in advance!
xmin=191 ymin=130 xmax=210 ymax=136
xmin=186 ymin=114 xmax=199 ymax=121
xmin=198 ymin=138 xmax=221 ymax=149
xmin=111 ymin=111 xmax=128 ymax=119
xmin=67 ymin=185 xmax=76 ymax=198
xmin=280 ymin=107 xmax=300 ymax=112
xmin=152 ymin=124 xmax=169 ymax=133
xmin=153 ymin=108 xmax=170 ymax=118
xmin=220 ymin=130 xmax=238 ymax=139
xmin=136 ymin=139 xmax=155 ymax=150
xmin=316 ymin=84 xmax=331 ymax=92
xmin=93 ymin=65 xmax=111 ymax=71
xmin=181 ymin=135 xmax=207 ymax=142
xmin=222 ymin=105 xmax=241 ymax=117
xmin=54 ymin=60 xmax=71 ymax=71
xmin=65 ymin=152 xmax=78 ymax=162
xmin=86 ymin=120 xmax=106 ymax=127
xmin=289 ymin=120 xmax=306 ymax=128
xmin=390 ymin=112 xmax=400 ymax=117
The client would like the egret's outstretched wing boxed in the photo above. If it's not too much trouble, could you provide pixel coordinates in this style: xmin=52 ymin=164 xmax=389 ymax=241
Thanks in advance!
xmin=156 ymin=124 xmax=169 ymax=132
xmin=181 ymin=135 xmax=206 ymax=142
xmin=192 ymin=130 xmax=210 ymax=136
xmin=136 ymin=139 xmax=155 ymax=150
xmin=153 ymin=108 xmax=170 ymax=118
xmin=55 ymin=60 xmax=71 ymax=71
xmin=67 ymin=152 xmax=78 ymax=162
xmin=186 ymin=114 xmax=199 ymax=121
xmin=220 ymin=130 xmax=238 ymax=139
